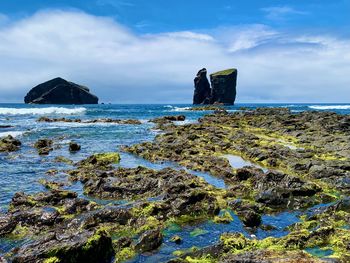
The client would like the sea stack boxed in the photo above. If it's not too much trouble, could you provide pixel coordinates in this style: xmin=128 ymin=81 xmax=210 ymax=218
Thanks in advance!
xmin=193 ymin=68 xmax=237 ymax=105
xmin=24 ymin=77 xmax=99 ymax=104
xmin=193 ymin=68 xmax=211 ymax=104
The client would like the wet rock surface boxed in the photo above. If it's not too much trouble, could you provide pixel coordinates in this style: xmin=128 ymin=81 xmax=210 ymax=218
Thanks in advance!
xmin=69 ymin=141 xmax=81 ymax=152
xmin=0 ymin=135 xmax=21 ymax=152
xmin=12 ymin=229 xmax=113 ymax=263
xmin=150 ymin=115 xmax=186 ymax=124
xmin=34 ymin=138 xmax=53 ymax=155
xmin=2 ymin=108 xmax=350 ymax=262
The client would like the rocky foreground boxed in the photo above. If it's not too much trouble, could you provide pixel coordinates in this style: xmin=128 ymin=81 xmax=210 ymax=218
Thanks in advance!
xmin=1 ymin=108 xmax=350 ymax=262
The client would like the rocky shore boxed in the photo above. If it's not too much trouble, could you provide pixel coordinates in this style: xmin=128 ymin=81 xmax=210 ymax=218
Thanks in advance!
xmin=1 ymin=108 xmax=350 ymax=262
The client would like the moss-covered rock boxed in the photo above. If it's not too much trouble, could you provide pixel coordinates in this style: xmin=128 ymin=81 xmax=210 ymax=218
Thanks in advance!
xmin=0 ymin=135 xmax=21 ymax=152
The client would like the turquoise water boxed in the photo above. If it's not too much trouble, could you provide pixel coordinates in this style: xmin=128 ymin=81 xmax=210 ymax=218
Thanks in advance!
xmin=1 ymin=103 xmax=350 ymax=260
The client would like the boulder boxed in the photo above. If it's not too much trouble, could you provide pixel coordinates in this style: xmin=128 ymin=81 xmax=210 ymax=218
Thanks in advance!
xmin=34 ymin=138 xmax=53 ymax=155
xmin=134 ymin=229 xmax=163 ymax=252
xmin=209 ymin=69 xmax=237 ymax=105
xmin=0 ymin=135 xmax=21 ymax=152
xmin=11 ymin=229 xmax=113 ymax=263
xmin=69 ymin=142 xmax=81 ymax=152
xmin=193 ymin=68 xmax=211 ymax=104
xmin=24 ymin=77 xmax=98 ymax=104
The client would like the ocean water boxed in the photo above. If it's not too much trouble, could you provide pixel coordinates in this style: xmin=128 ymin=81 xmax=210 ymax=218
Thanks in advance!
xmin=0 ymin=103 xmax=349 ymax=260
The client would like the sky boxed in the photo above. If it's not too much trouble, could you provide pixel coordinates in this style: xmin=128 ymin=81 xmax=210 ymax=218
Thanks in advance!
xmin=0 ymin=0 xmax=349 ymax=103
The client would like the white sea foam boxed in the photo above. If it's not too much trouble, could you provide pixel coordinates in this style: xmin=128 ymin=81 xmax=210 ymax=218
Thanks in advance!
xmin=308 ymin=105 xmax=350 ymax=110
xmin=169 ymin=107 xmax=191 ymax=112
xmin=0 ymin=131 xmax=25 ymax=138
xmin=0 ymin=107 xmax=86 ymax=116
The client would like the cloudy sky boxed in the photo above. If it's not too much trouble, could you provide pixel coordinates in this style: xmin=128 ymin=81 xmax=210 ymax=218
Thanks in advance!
xmin=0 ymin=0 xmax=349 ymax=103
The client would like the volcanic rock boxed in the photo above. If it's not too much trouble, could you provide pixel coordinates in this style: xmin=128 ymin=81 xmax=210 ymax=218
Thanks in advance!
xmin=193 ymin=68 xmax=237 ymax=105
xmin=210 ymin=69 xmax=237 ymax=105
xmin=0 ymin=135 xmax=21 ymax=152
xmin=24 ymin=77 xmax=98 ymax=104
xmin=193 ymin=68 xmax=211 ymax=104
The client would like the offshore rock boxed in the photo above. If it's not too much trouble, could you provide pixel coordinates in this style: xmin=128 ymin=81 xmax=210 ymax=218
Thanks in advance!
xmin=24 ymin=77 xmax=98 ymax=104
xmin=193 ymin=68 xmax=237 ymax=105
xmin=209 ymin=69 xmax=237 ymax=105
xmin=0 ymin=135 xmax=21 ymax=152
xmin=193 ymin=68 xmax=211 ymax=104
xmin=34 ymin=138 xmax=53 ymax=155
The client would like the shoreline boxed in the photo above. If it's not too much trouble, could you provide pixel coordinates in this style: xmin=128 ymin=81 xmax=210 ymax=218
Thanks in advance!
xmin=0 ymin=106 xmax=349 ymax=262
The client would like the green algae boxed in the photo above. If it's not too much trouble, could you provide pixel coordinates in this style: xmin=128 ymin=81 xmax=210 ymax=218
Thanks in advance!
xmin=43 ymin=257 xmax=61 ymax=263
xmin=210 ymin=68 xmax=236 ymax=76
xmin=185 ymin=255 xmax=216 ymax=263
xmin=213 ymin=210 xmax=233 ymax=224
xmin=114 ymin=247 xmax=136 ymax=263
xmin=190 ymin=228 xmax=209 ymax=237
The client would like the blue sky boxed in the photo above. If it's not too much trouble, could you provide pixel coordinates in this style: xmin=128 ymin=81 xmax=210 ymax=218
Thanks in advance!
xmin=1 ymin=0 xmax=349 ymax=32
xmin=0 ymin=0 xmax=349 ymax=103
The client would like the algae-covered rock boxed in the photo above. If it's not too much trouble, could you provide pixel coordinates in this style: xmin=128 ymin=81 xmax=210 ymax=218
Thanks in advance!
xmin=77 ymin=152 xmax=120 ymax=170
xmin=0 ymin=135 xmax=21 ymax=152
xmin=170 ymin=235 xmax=183 ymax=244
xmin=12 ymin=229 xmax=113 ymax=262
xmin=34 ymin=139 xmax=53 ymax=155
xmin=150 ymin=115 xmax=186 ymax=124
xmin=134 ymin=228 xmax=163 ymax=252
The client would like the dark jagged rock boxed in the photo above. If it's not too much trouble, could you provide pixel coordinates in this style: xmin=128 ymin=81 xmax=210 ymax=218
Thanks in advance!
xmin=24 ymin=77 xmax=98 ymax=104
xmin=193 ymin=68 xmax=211 ymax=104
xmin=34 ymin=138 xmax=53 ymax=155
xmin=150 ymin=115 xmax=186 ymax=124
xmin=69 ymin=141 xmax=81 ymax=152
xmin=193 ymin=68 xmax=237 ymax=105
xmin=210 ymin=69 xmax=237 ymax=105
xmin=0 ymin=135 xmax=21 ymax=152
xmin=11 ymin=229 xmax=113 ymax=263
xmin=134 ymin=229 xmax=163 ymax=252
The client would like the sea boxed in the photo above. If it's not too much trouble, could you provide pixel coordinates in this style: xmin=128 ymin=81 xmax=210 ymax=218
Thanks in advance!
xmin=0 ymin=103 xmax=349 ymax=261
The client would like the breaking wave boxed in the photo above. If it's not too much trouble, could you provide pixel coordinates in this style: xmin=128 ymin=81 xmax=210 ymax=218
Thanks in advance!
xmin=0 ymin=107 xmax=86 ymax=115
xmin=308 ymin=105 xmax=350 ymax=110
xmin=0 ymin=131 xmax=25 ymax=138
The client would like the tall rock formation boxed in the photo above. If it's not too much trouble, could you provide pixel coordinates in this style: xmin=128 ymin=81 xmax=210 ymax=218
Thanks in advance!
xmin=193 ymin=68 xmax=211 ymax=104
xmin=192 ymin=68 xmax=237 ymax=105
xmin=209 ymin=69 xmax=237 ymax=105
xmin=24 ymin=77 xmax=99 ymax=104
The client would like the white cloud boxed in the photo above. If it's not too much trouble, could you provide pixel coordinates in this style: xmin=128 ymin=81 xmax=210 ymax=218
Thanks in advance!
xmin=213 ymin=24 xmax=278 ymax=52
xmin=262 ymin=6 xmax=307 ymax=21
xmin=0 ymin=10 xmax=350 ymax=103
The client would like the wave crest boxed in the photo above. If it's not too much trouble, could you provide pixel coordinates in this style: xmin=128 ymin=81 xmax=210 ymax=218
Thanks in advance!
xmin=0 ymin=131 xmax=24 ymax=138
xmin=0 ymin=107 xmax=86 ymax=115
xmin=308 ymin=105 xmax=350 ymax=110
